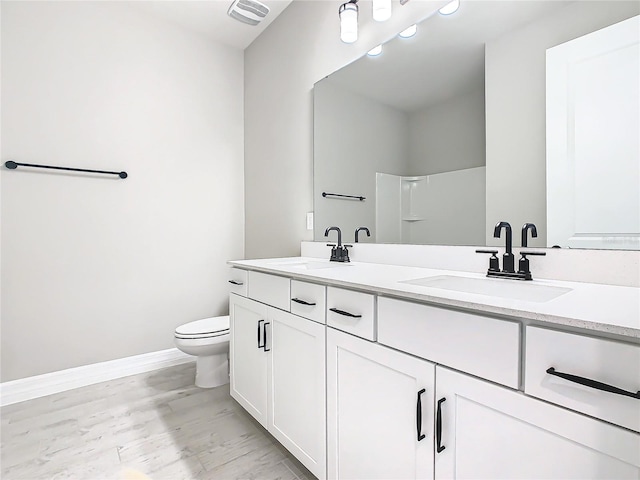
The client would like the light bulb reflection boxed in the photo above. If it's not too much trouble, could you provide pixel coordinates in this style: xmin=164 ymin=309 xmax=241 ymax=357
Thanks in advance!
xmin=367 ymin=44 xmax=383 ymax=56
xmin=438 ymin=0 xmax=459 ymax=15
xmin=399 ymin=24 xmax=417 ymax=38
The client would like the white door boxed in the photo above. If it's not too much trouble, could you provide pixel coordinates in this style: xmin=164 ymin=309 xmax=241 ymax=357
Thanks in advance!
xmin=229 ymin=294 xmax=269 ymax=426
xmin=327 ymin=328 xmax=435 ymax=480
xmin=435 ymin=366 xmax=640 ymax=479
xmin=546 ymin=15 xmax=640 ymax=250
xmin=268 ymin=309 xmax=326 ymax=480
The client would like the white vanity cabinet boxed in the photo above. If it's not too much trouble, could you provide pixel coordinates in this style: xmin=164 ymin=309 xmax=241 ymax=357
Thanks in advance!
xmin=378 ymin=297 xmax=520 ymax=389
xmin=435 ymin=366 xmax=640 ymax=479
xmin=525 ymin=326 xmax=640 ymax=432
xmin=268 ymin=307 xmax=326 ymax=479
xmin=229 ymin=293 xmax=269 ymax=425
xmin=229 ymin=291 xmax=327 ymax=479
xmin=327 ymin=328 xmax=435 ymax=480
xmin=229 ymin=261 xmax=640 ymax=480
xmin=228 ymin=267 xmax=248 ymax=297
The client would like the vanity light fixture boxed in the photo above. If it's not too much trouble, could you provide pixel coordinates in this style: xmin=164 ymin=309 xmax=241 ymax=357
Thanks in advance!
xmin=398 ymin=24 xmax=417 ymax=38
xmin=367 ymin=44 xmax=383 ymax=56
xmin=372 ymin=0 xmax=392 ymax=22
xmin=438 ymin=0 xmax=460 ymax=15
xmin=339 ymin=0 xmax=359 ymax=43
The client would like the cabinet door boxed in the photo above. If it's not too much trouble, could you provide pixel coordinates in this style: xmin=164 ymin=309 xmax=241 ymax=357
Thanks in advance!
xmin=268 ymin=309 xmax=326 ymax=479
xmin=327 ymin=328 xmax=435 ymax=480
xmin=229 ymin=294 xmax=269 ymax=426
xmin=435 ymin=366 xmax=640 ymax=479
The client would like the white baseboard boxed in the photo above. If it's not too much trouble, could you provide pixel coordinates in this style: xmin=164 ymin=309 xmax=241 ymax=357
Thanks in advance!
xmin=0 ymin=348 xmax=194 ymax=407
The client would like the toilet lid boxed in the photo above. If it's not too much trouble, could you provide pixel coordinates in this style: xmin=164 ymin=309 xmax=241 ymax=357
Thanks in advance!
xmin=175 ymin=316 xmax=230 ymax=337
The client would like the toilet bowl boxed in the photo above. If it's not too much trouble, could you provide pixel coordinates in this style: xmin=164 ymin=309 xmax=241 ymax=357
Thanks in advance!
xmin=174 ymin=315 xmax=230 ymax=388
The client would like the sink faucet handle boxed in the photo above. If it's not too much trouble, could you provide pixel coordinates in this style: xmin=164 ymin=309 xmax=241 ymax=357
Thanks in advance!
xmin=518 ymin=251 xmax=546 ymax=278
xmin=475 ymin=249 xmax=500 ymax=273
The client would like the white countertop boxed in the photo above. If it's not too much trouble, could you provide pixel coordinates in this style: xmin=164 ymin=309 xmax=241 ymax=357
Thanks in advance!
xmin=228 ymin=257 xmax=640 ymax=339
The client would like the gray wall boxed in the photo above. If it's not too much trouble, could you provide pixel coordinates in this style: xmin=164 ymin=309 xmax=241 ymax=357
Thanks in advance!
xmin=1 ymin=2 xmax=245 ymax=381
xmin=244 ymin=0 xmax=447 ymax=258
xmin=485 ymin=1 xmax=639 ymax=247
xmin=313 ymin=81 xmax=410 ymax=242
xmin=409 ymin=86 xmax=486 ymax=175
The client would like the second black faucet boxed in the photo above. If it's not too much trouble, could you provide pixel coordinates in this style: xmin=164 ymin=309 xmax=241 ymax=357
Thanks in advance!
xmin=477 ymin=221 xmax=546 ymax=280
xmin=325 ymin=226 xmax=351 ymax=262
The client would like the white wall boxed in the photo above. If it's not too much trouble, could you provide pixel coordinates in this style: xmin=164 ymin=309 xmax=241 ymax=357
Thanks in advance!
xmin=313 ymin=81 xmax=409 ymax=242
xmin=0 ymin=2 xmax=244 ymax=382
xmin=244 ymin=0 xmax=447 ymax=258
xmin=485 ymin=1 xmax=639 ymax=247
xmin=408 ymin=86 xmax=485 ymax=175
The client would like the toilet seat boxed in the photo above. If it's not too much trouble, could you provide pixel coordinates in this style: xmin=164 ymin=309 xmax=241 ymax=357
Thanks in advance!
xmin=175 ymin=316 xmax=230 ymax=339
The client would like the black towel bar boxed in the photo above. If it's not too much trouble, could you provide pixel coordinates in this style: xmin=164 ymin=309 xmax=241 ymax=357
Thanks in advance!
xmin=5 ymin=161 xmax=127 ymax=179
xmin=322 ymin=192 xmax=365 ymax=201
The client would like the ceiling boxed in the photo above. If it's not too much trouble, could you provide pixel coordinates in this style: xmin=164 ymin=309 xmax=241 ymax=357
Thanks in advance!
xmin=324 ymin=1 xmax=569 ymax=112
xmin=128 ymin=0 xmax=293 ymax=50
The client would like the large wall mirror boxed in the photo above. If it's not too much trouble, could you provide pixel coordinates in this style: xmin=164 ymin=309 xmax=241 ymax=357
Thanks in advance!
xmin=313 ymin=1 xmax=639 ymax=249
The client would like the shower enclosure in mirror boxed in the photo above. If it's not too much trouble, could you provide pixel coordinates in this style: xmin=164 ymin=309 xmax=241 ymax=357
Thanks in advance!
xmin=313 ymin=1 xmax=639 ymax=249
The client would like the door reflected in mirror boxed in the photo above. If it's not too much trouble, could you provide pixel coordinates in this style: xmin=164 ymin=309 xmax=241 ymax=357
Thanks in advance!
xmin=313 ymin=1 xmax=639 ymax=249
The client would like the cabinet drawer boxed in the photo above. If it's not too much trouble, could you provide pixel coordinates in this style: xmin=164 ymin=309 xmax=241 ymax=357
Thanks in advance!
xmin=228 ymin=268 xmax=248 ymax=297
xmin=247 ymin=271 xmax=290 ymax=311
xmin=378 ymin=297 xmax=520 ymax=388
xmin=290 ymin=280 xmax=326 ymax=324
xmin=327 ymin=287 xmax=375 ymax=341
xmin=525 ymin=326 xmax=640 ymax=432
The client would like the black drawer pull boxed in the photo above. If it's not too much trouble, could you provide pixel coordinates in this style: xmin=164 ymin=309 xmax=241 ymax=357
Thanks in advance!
xmin=263 ymin=322 xmax=271 ymax=352
xmin=416 ymin=388 xmax=426 ymax=441
xmin=436 ymin=397 xmax=446 ymax=453
xmin=228 ymin=280 xmax=244 ymax=285
xmin=257 ymin=320 xmax=265 ymax=349
xmin=329 ymin=307 xmax=362 ymax=318
xmin=546 ymin=367 xmax=640 ymax=399
xmin=292 ymin=298 xmax=316 ymax=306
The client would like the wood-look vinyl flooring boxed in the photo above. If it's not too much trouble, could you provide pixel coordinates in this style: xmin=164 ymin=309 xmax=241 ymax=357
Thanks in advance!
xmin=1 ymin=363 xmax=314 ymax=480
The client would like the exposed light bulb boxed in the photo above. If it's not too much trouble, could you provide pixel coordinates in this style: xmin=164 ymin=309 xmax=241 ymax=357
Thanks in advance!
xmin=438 ymin=0 xmax=459 ymax=15
xmin=399 ymin=24 xmax=417 ymax=38
xmin=367 ymin=44 xmax=383 ymax=56
xmin=339 ymin=1 xmax=358 ymax=43
xmin=372 ymin=0 xmax=391 ymax=22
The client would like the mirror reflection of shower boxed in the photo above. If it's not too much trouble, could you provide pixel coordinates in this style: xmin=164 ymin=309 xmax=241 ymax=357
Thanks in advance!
xmin=376 ymin=168 xmax=485 ymax=245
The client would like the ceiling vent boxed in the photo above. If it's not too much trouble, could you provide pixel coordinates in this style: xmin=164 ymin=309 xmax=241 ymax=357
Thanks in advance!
xmin=227 ymin=0 xmax=270 ymax=26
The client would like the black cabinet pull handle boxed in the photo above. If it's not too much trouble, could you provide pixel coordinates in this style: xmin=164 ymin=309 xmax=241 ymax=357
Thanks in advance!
xmin=263 ymin=322 xmax=271 ymax=352
xmin=228 ymin=280 xmax=244 ymax=285
xmin=416 ymin=388 xmax=426 ymax=441
xmin=546 ymin=367 xmax=640 ymax=399
xmin=292 ymin=298 xmax=316 ymax=306
xmin=257 ymin=320 xmax=265 ymax=349
xmin=436 ymin=397 xmax=446 ymax=453
xmin=329 ymin=307 xmax=362 ymax=318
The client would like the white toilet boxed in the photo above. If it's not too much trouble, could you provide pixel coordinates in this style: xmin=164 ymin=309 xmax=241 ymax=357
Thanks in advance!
xmin=174 ymin=315 xmax=230 ymax=388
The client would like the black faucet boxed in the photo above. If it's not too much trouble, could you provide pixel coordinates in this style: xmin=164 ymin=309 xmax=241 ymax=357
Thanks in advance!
xmin=325 ymin=226 xmax=351 ymax=262
xmin=521 ymin=223 xmax=537 ymax=247
xmin=477 ymin=221 xmax=546 ymax=280
xmin=493 ymin=221 xmax=514 ymax=273
xmin=355 ymin=227 xmax=370 ymax=243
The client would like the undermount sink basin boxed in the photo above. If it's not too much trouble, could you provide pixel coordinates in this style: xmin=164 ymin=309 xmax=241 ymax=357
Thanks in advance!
xmin=399 ymin=275 xmax=572 ymax=303
xmin=269 ymin=259 xmax=353 ymax=270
